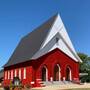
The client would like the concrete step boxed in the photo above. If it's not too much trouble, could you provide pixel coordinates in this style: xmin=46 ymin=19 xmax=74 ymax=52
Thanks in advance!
xmin=43 ymin=81 xmax=52 ymax=86
xmin=42 ymin=81 xmax=73 ymax=86
xmin=53 ymin=81 xmax=64 ymax=85
xmin=63 ymin=81 xmax=73 ymax=84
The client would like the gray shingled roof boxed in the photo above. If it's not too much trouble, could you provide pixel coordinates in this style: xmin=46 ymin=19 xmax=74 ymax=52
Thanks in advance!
xmin=4 ymin=14 xmax=57 ymax=67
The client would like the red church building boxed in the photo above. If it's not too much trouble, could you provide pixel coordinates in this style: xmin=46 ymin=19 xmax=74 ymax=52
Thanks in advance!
xmin=3 ymin=14 xmax=82 ymax=87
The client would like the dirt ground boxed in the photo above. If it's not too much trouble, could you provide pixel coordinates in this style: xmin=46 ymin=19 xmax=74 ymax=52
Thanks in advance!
xmin=1 ymin=83 xmax=90 ymax=90
xmin=32 ymin=83 xmax=90 ymax=90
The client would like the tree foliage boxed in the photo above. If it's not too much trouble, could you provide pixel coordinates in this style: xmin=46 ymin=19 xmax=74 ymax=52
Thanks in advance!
xmin=78 ymin=53 xmax=90 ymax=82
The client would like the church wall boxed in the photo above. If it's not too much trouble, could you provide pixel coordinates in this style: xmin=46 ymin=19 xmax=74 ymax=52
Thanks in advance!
xmin=3 ymin=48 xmax=79 ymax=87
xmin=35 ymin=48 xmax=79 ymax=82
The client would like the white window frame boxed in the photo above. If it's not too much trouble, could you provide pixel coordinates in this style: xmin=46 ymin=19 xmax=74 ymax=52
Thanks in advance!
xmin=19 ymin=69 xmax=21 ymax=79
xmin=5 ymin=71 xmax=7 ymax=80
xmin=23 ymin=68 xmax=26 ymax=79
xmin=8 ymin=71 xmax=10 ymax=79
xmin=11 ymin=70 xmax=13 ymax=79
xmin=15 ymin=69 xmax=17 ymax=77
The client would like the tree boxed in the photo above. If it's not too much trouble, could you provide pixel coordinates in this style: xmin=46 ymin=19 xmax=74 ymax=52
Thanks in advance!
xmin=78 ymin=53 xmax=90 ymax=82
xmin=78 ymin=53 xmax=88 ymax=72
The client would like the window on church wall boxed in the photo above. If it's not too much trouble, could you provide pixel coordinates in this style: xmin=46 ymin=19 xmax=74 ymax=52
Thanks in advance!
xmin=9 ymin=71 xmax=11 ymax=79
xmin=9 ymin=70 xmax=11 ymax=80
xmin=15 ymin=69 xmax=17 ymax=77
xmin=19 ymin=69 xmax=21 ymax=79
xmin=23 ymin=68 xmax=26 ymax=79
xmin=11 ymin=70 xmax=13 ymax=79
xmin=8 ymin=71 xmax=10 ymax=79
xmin=5 ymin=71 xmax=7 ymax=80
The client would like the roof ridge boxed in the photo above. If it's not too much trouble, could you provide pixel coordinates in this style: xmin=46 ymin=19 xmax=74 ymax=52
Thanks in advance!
xmin=4 ymin=13 xmax=59 ymax=67
xmin=22 ymin=13 xmax=58 ymax=39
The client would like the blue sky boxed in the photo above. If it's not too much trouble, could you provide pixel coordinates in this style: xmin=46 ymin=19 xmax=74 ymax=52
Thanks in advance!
xmin=0 ymin=0 xmax=90 ymax=69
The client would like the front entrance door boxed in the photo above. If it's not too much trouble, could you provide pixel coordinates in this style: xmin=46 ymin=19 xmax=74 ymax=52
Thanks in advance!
xmin=66 ymin=67 xmax=72 ymax=81
xmin=41 ymin=66 xmax=48 ymax=81
xmin=53 ymin=64 xmax=60 ymax=81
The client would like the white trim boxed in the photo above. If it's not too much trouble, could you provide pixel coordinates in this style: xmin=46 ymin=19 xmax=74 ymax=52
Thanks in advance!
xmin=44 ymin=66 xmax=48 ymax=81
xmin=67 ymin=67 xmax=72 ymax=81
xmin=31 ymin=81 xmax=35 ymax=84
xmin=15 ymin=69 xmax=17 ymax=77
xmin=46 ymin=67 xmax=48 ymax=81
xmin=69 ymin=69 xmax=72 ymax=81
xmin=41 ymin=14 xmax=62 ymax=49
xmin=19 ymin=69 xmax=21 ymax=79
xmin=40 ymin=15 xmax=58 ymax=50
xmin=23 ymin=68 xmax=26 ymax=79
xmin=42 ymin=66 xmax=48 ymax=81
xmin=32 ymin=14 xmax=82 ymax=62
xmin=11 ymin=70 xmax=13 ymax=79
xmin=8 ymin=71 xmax=10 ymax=79
xmin=57 ymin=64 xmax=61 ymax=81
xmin=5 ymin=71 xmax=7 ymax=80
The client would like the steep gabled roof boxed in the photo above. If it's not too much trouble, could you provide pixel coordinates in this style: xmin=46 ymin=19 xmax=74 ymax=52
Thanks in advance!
xmin=4 ymin=14 xmax=57 ymax=67
xmin=33 ymin=14 xmax=82 ymax=62
xmin=4 ymin=13 xmax=82 ymax=67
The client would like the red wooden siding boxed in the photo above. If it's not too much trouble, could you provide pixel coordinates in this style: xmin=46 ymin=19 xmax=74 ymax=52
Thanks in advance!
xmin=4 ymin=48 xmax=79 ymax=87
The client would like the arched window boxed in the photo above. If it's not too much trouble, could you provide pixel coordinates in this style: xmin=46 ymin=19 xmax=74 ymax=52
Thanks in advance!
xmin=41 ymin=66 xmax=48 ymax=81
